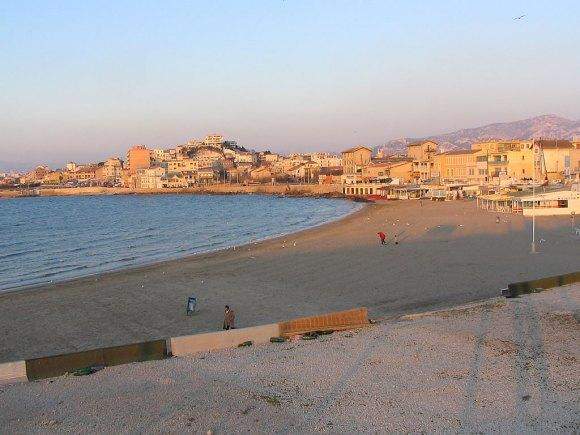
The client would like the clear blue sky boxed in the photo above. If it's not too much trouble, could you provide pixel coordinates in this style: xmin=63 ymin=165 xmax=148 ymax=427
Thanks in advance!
xmin=1 ymin=0 xmax=579 ymax=168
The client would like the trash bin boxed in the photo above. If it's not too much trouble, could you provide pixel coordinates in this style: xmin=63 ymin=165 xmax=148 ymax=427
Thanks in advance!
xmin=186 ymin=296 xmax=197 ymax=315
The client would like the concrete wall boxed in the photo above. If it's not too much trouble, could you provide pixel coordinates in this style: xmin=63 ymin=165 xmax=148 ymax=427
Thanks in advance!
xmin=25 ymin=340 xmax=168 ymax=381
xmin=0 ymin=361 xmax=27 ymax=385
xmin=0 ymin=307 xmax=369 ymax=383
xmin=506 ymin=271 xmax=580 ymax=298
xmin=279 ymin=308 xmax=369 ymax=336
xmin=170 ymin=323 xmax=280 ymax=356
xmin=0 ymin=184 xmax=343 ymax=199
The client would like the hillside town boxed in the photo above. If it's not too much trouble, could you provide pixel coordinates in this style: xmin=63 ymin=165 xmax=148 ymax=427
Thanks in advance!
xmin=1 ymin=134 xmax=580 ymax=214
xmin=0 ymin=134 xmax=341 ymax=190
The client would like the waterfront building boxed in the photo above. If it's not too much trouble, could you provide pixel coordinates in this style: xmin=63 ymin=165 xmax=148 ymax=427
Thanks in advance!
xmin=433 ymin=149 xmax=480 ymax=184
xmin=538 ymin=140 xmax=579 ymax=181
xmin=197 ymin=167 xmax=216 ymax=184
xmin=342 ymin=181 xmax=397 ymax=197
xmin=42 ymin=170 xmax=66 ymax=185
xmin=361 ymin=159 xmax=413 ymax=184
xmin=134 ymin=167 xmax=165 ymax=189
xmin=470 ymin=140 xmax=542 ymax=185
xmin=164 ymin=173 xmax=189 ymax=188
xmin=341 ymin=146 xmax=372 ymax=184
xmin=407 ymin=140 xmax=438 ymax=182
xmin=388 ymin=161 xmax=413 ymax=183
xmin=103 ymin=158 xmax=123 ymax=184
xmin=126 ymin=145 xmax=151 ymax=175
xmin=74 ymin=165 xmax=98 ymax=182
xmin=249 ymin=166 xmax=273 ymax=182
xmin=286 ymin=161 xmax=320 ymax=182
xmin=318 ymin=166 xmax=343 ymax=184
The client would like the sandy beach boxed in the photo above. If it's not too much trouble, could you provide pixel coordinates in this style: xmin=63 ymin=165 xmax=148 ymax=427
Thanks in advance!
xmin=0 ymin=200 xmax=578 ymax=363
xmin=1 ymin=284 xmax=577 ymax=432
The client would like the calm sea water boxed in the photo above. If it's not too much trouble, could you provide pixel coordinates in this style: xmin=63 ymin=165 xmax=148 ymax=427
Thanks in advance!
xmin=0 ymin=194 xmax=359 ymax=292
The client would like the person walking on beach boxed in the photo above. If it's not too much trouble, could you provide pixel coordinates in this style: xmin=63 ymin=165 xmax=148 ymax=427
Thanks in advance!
xmin=377 ymin=232 xmax=386 ymax=245
xmin=223 ymin=305 xmax=235 ymax=330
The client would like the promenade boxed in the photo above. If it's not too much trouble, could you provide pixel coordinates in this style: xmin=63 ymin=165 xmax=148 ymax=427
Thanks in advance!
xmin=1 ymin=200 xmax=579 ymax=363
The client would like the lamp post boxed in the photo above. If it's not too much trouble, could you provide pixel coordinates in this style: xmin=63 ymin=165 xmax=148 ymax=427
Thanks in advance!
xmin=531 ymin=140 xmax=537 ymax=253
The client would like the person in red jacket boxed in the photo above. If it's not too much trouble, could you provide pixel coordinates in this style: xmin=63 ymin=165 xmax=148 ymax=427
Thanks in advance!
xmin=377 ymin=232 xmax=386 ymax=245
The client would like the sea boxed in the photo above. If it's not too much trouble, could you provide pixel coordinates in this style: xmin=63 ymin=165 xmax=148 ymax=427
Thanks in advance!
xmin=0 ymin=194 xmax=360 ymax=292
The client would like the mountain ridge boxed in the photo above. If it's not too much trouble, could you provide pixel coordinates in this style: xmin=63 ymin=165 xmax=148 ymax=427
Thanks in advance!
xmin=375 ymin=114 xmax=580 ymax=155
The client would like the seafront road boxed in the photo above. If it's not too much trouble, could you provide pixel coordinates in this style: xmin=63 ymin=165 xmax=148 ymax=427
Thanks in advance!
xmin=0 ymin=200 xmax=578 ymax=363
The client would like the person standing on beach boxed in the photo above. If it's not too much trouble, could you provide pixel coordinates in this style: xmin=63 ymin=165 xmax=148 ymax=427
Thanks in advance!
xmin=377 ymin=232 xmax=386 ymax=245
xmin=223 ymin=305 xmax=235 ymax=330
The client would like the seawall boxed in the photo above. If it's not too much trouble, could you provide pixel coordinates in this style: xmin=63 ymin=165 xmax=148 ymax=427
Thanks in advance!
xmin=0 ymin=183 xmax=343 ymax=199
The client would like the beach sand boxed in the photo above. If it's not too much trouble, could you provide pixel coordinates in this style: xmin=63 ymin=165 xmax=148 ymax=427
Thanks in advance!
xmin=1 ymin=284 xmax=577 ymax=432
xmin=0 ymin=200 xmax=578 ymax=363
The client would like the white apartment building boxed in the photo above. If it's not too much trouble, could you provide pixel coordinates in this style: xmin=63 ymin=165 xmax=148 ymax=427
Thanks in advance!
xmin=234 ymin=152 xmax=255 ymax=164
xmin=309 ymin=153 xmax=342 ymax=167
xmin=203 ymin=134 xmax=224 ymax=147
xmin=135 ymin=167 xmax=166 ymax=189
xmin=103 ymin=158 xmax=123 ymax=182
xmin=167 ymin=158 xmax=199 ymax=173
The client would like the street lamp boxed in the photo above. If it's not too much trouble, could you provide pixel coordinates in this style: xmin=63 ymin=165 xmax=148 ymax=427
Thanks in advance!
xmin=531 ymin=140 xmax=538 ymax=253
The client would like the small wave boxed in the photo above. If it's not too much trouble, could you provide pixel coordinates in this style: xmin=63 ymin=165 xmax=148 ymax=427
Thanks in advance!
xmin=0 ymin=249 xmax=43 ymax=261
xmin=0 ymin=195 xmax=360 ymax=292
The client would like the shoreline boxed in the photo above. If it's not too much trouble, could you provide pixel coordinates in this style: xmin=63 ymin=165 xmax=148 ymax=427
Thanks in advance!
xmin=1 ymin=200 xmax=578 ymax=363
xmin=0 ymin=183 xmax=347 ymax=199
xmin=0 ymin=199 xmax=366 ymax=297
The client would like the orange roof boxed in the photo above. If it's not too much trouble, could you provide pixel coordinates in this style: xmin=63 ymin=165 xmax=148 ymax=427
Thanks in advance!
xmin=537 ymin=140 xmax=573 ymax=149
xmin=342 ymin=146 xmax=373 ymax=153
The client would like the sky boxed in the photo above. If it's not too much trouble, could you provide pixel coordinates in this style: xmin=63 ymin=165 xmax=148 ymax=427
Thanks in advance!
xmin=1 ymin=0 xmax=580 ymax=169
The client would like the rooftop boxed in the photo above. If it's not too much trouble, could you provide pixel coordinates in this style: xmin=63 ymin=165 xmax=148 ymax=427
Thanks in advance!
xmin=408 ymin=140 xmax=438 ymax=147
xmin=341 ymin=146 xmax=373 ymax=153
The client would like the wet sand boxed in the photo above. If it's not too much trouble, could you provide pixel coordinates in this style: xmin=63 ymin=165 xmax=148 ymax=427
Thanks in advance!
xmin=0 ymin=200 xmax=578 ymax=363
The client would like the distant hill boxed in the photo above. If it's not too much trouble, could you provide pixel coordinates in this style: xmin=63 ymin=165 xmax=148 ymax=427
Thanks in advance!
xmin=375 ymin=114 xmax=580 ymax=156
xmin=0 ymin=160 xmax=31 ymax=173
